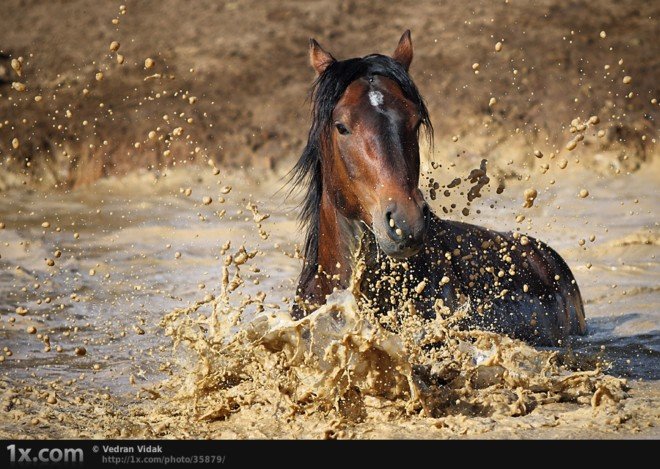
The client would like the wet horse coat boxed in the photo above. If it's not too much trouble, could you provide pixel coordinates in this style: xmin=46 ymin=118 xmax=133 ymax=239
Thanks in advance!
xmin=291 ymin=32 xmax=586 ymax=346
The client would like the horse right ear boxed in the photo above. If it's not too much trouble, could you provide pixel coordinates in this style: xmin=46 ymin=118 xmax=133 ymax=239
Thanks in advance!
xmin=392 ymin=30 xmax=413 ymax=71
xmin=309 ymin=39 xmax=335 ymax=75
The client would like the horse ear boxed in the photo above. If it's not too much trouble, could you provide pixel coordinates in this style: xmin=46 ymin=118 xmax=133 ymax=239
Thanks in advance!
xmin=309 ymin=39 xmax=335 ymax=75
xmin=392 ymin=30 xmax=413 ymax=71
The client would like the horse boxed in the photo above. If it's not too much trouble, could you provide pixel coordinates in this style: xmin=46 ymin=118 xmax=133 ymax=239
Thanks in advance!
xmin=290 ymin=31 xmax=586 ymax=346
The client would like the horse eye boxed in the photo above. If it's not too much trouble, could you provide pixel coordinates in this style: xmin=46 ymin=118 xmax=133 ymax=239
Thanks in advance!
xmin=335 ymin=122 xmax=350 ymax=135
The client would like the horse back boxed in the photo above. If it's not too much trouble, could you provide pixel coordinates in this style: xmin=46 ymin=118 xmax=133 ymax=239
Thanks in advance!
xmin=417 ymin=215 xmax=586 ymax=345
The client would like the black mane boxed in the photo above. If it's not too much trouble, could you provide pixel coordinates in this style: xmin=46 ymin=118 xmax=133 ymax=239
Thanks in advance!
xmin=289 ymin=53 xmax=433 ymax=292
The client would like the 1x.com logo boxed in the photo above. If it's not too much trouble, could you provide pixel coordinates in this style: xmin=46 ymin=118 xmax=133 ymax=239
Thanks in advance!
xmin=7 ymin=445 xmax=84 ymax=464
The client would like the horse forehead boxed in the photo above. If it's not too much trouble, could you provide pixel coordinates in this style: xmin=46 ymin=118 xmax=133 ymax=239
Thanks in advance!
xmin=336 ymin=77 xmax=412 ymax=117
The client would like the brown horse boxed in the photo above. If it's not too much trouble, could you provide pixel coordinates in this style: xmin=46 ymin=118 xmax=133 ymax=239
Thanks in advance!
xmin=290 ymin=31 xmax=586 ymax=346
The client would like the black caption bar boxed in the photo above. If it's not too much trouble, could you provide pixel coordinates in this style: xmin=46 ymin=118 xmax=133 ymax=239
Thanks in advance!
xmin=0 ymin=439 xmax=649 ymax=467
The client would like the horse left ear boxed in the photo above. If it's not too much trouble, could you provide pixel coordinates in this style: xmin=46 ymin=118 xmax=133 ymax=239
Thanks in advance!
xmin=392 ymin=30 xmax=413 ymax=71
xmin=309 ymin=39 xmax=336 ymax=75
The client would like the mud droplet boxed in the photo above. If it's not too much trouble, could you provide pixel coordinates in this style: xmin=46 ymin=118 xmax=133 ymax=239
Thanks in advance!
xmin=523 ymin=188 xmax=538 ymax=208
xmin=565 ymin=139 xmax=578 ymax=151
xmin=11 ymin=58 xmax=22 ymax=76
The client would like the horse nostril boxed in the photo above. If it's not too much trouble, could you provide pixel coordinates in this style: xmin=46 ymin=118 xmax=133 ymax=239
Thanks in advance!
xmin=386 ymin=211 xmax=394 ymax=227
xmin=385 ymin=209 xmax=404 ymax=239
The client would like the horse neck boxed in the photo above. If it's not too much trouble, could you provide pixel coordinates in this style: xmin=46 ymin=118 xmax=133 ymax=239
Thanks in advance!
xmin=315 ymin=189 xmax=366 ymax=285
xmin=297 ymin=149 xmax=373 ymax=307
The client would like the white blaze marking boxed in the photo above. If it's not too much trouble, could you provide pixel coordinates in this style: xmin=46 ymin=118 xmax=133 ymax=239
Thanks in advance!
xmin=368 ymin=90 xmax=384 ymax=107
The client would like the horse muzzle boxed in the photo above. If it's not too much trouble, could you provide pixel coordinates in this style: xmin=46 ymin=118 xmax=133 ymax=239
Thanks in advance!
xmin=374 ymin=197 xmax=430 ymax=260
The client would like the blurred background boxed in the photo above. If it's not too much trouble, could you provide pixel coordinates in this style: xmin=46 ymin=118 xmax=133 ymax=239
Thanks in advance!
xmin=0 ymin=0 xmax=657 ymax=188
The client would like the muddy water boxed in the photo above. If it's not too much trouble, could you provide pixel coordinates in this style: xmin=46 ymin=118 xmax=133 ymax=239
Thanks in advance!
xmin=0 ymin=163 xmax=658 ymax=438
xmin=0 ymin=170 xmax=300 ymax=391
